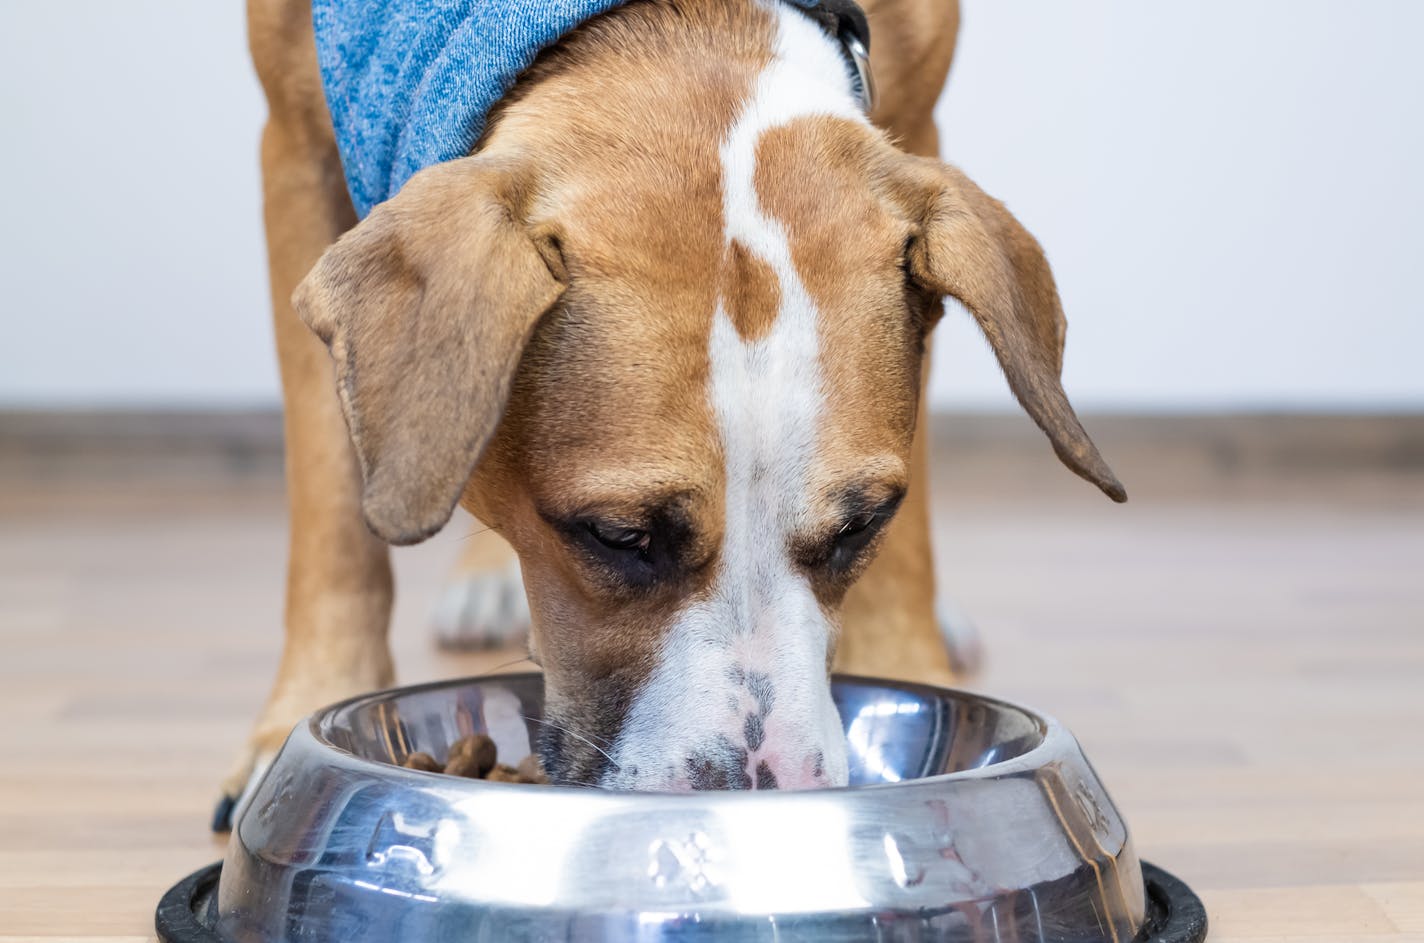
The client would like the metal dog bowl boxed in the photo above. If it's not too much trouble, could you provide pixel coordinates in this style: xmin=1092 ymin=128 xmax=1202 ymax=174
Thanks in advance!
xmin=159 ymin=674 xmax=1206 ymax=942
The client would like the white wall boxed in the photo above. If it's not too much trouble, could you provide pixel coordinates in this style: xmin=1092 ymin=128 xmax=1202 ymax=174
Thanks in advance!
xmin=1 ymin=1 xmax=1421 ymax=410
xmin=0 ymin=2 xmax=274 ymax=407
xmin=929 ymin=1 xmax=1424 ymax=411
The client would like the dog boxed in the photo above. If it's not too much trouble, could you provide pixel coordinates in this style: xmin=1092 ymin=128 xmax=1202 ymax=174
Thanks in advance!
xmin=222 ymin=0 xmax=1122 ymax=822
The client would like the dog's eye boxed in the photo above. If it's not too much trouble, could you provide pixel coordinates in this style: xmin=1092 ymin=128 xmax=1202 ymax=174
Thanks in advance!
xmin=585 ymin=521 xmax=651 ymax=555
xmin=821 ymin=494 xmax=903 ymax=573
xmin=829 ymin=510 xmax=881 ymax=565
xmin=837 ymin=510 xmax=878 ymax=539
xmin=542 ymin=502 xmax=699 ymax=593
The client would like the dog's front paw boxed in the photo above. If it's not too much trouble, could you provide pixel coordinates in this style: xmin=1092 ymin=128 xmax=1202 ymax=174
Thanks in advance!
xmin=431 ymin=560 xmax=530 ymax=650
xmin=213 ymin=727 xmax=288 ymax=833
xmin=215 ymin=666 xmax=393 ymax=832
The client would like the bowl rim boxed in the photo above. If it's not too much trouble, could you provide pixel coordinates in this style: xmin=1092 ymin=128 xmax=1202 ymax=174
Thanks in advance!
xmin=307 ymin=671 xmax=1067 ymax=800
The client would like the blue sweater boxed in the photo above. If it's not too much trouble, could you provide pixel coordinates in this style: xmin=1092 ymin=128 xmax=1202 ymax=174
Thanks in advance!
xmin=313 ymin=0 xmax=628 ymax=217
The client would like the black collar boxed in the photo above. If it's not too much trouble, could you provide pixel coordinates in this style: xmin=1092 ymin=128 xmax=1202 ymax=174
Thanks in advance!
xmin=784 ymin=0 xmax=876 ymax=112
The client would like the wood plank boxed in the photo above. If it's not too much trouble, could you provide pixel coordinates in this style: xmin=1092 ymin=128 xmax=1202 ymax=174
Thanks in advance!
xmin=0 ymin=417 xmax=1420 ymax=940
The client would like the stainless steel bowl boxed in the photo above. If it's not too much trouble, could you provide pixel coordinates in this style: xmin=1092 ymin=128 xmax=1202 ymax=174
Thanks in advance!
xmin=212 ymin=674 xmax=1151 ymax=942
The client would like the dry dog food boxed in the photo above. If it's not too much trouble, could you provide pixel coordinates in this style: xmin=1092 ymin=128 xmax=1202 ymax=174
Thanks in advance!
xmin=402 ymin=751 xmax=442 ymax=773
xmin=402 ymin=734 xmax=548 ymax=784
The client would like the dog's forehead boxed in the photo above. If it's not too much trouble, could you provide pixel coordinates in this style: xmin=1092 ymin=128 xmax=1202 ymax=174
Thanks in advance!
xmin=495 ymin=0 xmax=921 ymax=515
xmin=511 ymin=131 xmax=919 ymax=521
xmin=754 ymin=118 xmax=924 ymax=452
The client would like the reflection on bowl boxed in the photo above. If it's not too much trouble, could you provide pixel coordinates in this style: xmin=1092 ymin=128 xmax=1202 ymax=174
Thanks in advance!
xmin=216 ymin=673 xmax=1145 ymax=942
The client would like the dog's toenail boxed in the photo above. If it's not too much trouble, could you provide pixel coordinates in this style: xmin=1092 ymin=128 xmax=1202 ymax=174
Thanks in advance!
xmin=211 ymin=794 xmax=236 ymax=833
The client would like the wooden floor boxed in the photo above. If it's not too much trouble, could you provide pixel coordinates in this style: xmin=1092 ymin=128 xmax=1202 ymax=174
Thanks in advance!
xmin=1 ymin=416 xmax=1421 ymax=941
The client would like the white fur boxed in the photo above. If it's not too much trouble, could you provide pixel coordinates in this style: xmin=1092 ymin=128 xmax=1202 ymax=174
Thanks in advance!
xmin=604 ymin=4 xmax=866 ymax=790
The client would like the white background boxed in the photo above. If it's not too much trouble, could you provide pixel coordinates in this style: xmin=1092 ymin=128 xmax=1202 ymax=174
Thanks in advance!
xmin=2 ymin=1 xmax=1421 ymax=411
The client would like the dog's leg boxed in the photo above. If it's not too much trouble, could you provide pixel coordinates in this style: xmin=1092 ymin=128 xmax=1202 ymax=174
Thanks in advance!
xmin=836 ymin=357 xmax=983 ymax=680
xmin=218 ymin=1 xmax=395 ymax=830
xmin=831 ymin=77 xmax=985 ymax=682
xmin=431 ymin=527 xmax=531 ymax=650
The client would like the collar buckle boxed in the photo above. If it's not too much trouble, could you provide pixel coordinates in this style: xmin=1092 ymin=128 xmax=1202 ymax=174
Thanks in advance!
xmin=839 ymin=28 xmax=876 ymax=113
xmin=785 ymin=0 xmax=877 ymax=113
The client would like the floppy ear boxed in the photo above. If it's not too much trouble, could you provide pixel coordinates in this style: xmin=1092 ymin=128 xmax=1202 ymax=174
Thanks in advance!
xmin=892 ymin=156 xmax=1125 ymax=502
xmin=293 ymin=157 xmax=564 ymax=544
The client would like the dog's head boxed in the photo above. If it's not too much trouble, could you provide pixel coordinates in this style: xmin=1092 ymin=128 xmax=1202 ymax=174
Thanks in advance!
xmin=294 ymin=0 xmax=1121 ymax=790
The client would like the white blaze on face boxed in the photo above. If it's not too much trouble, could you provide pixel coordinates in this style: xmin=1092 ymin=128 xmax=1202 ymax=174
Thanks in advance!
xmin=604 ymin=4 xmax=868 ymax=790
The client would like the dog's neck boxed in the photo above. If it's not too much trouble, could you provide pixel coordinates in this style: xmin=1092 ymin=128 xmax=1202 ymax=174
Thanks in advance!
xmin=479 ymin=0 xmax=865 ymax=175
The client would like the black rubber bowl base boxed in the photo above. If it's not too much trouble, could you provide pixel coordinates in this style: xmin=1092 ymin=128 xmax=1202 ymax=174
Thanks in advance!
xmin=1135 ymin=863 xmax=1209 ymax=943
xmin=155 ymin=861 xmax=221 ymax=943
xmin=157 ymin=860 xmax=1206 ymax=942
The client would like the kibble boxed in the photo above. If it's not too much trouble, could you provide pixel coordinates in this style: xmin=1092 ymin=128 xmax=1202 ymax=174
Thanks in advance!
xmin=516 ymin=753 xmax=547 ymax=784
xmin=443 ymin=734 xmax=498 ymax=778
xmin=486 ymin=763 xmax=522 ymax=783
xmin=401 ymin=751 xmax=441 ymax=773
xmin=400 ymin=735 xmax=550 ymax=784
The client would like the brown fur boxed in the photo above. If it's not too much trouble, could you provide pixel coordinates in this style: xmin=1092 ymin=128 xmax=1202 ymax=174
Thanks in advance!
xmin=722 ymin=241 xmax=782 ymax=342
xmin=294 ymin=159 xmax=566 ymax=545
xmin=232 ymin=0 xmax=1119 ymax=796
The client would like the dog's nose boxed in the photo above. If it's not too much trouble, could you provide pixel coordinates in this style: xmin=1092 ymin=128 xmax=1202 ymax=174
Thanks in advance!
xmin=682 ymin=739 xmax=832 ymax=791
xmin=684 ymin=752 xmax=751 ymax=790
xmin=683 ymin=737 xmax=752 ymax=790
xmin=753 ymin=749 xmax=832 ymax=791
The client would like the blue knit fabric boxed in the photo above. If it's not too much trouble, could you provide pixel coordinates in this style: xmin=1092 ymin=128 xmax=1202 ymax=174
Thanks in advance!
xmin=313 ymin=0 xmax=627 ymax=217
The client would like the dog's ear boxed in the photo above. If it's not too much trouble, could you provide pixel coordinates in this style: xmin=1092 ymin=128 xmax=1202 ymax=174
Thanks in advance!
xmin=887 ymin=156 xmax=1125 ymax=502
xmin=293 ymin=158 xmax=564 ymax=544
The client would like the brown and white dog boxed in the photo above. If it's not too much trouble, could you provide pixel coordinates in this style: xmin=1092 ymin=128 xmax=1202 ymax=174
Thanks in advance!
xmin=225 ymin=0 xmax=1122 ymax=818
